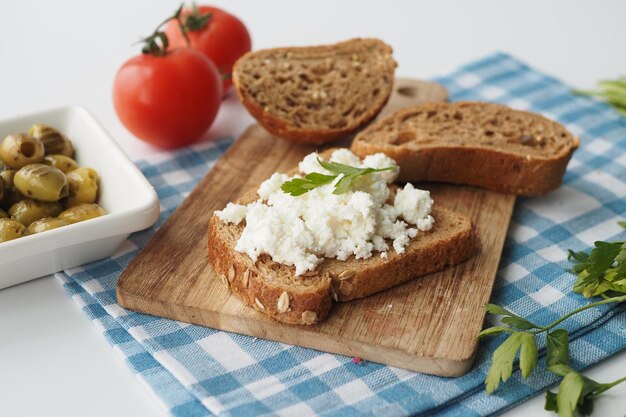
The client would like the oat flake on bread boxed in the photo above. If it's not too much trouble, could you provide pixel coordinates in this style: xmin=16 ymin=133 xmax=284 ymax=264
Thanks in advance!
xmin=215 ymin=149 xmax=434 ymax=275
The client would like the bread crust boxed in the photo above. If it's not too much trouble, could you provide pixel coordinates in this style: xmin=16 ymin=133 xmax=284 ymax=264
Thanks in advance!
xmin=208 ymin=205 xmax=476 ymax=325
xmin=351 ymin=102 xmax=579 ymax=196
xmin=232 ymin=38 xmax=396 ymax=145
xmin=233 ymin=92 xmax=379 ymax=145
xmin=354 ymin=142 xmax=574 ymax=195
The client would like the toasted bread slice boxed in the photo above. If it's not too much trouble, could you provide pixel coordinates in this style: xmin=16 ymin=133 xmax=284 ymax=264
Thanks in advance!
xmin=208 ymin=185 xmax=476 ymax=326
xmin=232 ymin=38 xmax=397 ymax=145
xmin=351 ymin=102 xmax=579 ymax=196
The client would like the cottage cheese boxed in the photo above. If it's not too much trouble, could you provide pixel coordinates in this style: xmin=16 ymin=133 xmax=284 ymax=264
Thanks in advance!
xmin=215 ymin=150 xmax=435 ymax=275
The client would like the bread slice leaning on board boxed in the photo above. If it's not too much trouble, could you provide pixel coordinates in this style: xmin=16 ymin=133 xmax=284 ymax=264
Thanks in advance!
xmin=232 ymin=38 xmax=397 ymax=145
xmin=208 ymin=165 xmax=476 ymax=326
xmin=351 ymin=102 xmax=579 ymax=196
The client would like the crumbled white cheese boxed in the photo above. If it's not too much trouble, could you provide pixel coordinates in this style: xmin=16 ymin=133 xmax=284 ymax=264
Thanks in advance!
xmin=363 ymin=153 xmax=398 ymax=183
xmin=394 ymin=183 xmax=435 ymax=231
xmin=215 ymin=202 xmax=247 ymax=225
xmin=330 ymin=148 xmax=363 ymax=167
xmin=258 ymin=172 xmax=290 ymax=200
xmin=214 ymin=149 xmax=435 ymax=275
xmin=298 ymin=152 xmax=325 ymax=175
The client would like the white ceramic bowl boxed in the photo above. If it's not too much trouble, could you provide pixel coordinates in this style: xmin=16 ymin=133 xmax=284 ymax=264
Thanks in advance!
xmin=0 ymin=107 xmax=159 ymax=289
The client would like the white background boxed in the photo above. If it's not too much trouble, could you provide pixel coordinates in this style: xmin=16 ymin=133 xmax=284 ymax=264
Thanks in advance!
xmin=1 ymin=0 xmax=625 ymax=416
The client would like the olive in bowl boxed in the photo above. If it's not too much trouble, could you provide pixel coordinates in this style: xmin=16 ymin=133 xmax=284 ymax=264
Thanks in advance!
xmin=65 ymin=167 xmax=99 ymax=207
xmin=0 ymin=218 xmax=26 ymax=242
xmin=8 ymin=199 xmax=63 ymax=227
xmin=29 ymin=124 xmax=75 ymax=157
xmin=13 ymin=164 xmax=69 ymax=202
xmin=0 ymin=133 xmax=44 ymax=169
xmin=43 ymin=154 xmax=79 ymax=174
xmin=27 ymin=217 xmax=69 ymax=234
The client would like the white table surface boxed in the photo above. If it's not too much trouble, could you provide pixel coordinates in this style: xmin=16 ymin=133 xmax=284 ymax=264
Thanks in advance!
xmin=1 ymin=0 xmax=625 ymax=416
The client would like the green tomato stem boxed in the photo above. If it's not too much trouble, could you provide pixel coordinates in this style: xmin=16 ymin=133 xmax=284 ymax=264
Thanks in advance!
xmin=140 ymin=4 xmax=186 ymax=56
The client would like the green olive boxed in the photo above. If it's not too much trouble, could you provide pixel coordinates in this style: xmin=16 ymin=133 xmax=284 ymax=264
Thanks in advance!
xmin=0 ymin=169 xmax=25 ymax=210
xmin=0 ymin=208 xmax=7 ymax=218
xmin=8 ymin=199 xmax=63 ymax=227
xmin=43 ymin=154 xmax=79 ymax=174
xmin=28 ymin=124 xmax=74 ymax=157
xmin=27 ymin=217 xmax=69 ymax=234
xmin=0 ymin=218 xmax=26 ymax=242
xmin=0 ymin=133 xmax=45 ymax=169
xmin=65 ymin=167 xmax=98 ymax=207
xmin=14 ymin=163 xmax=68 ymax=202
xmin=58 ymin=203 xmax=106 ymax=224
xmin=0 ymin=169 xmax=15 ymax=188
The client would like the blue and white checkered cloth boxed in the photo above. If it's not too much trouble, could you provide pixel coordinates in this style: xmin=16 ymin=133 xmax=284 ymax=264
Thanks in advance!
xmin=58 ymin=52 xmax=626 ymax=417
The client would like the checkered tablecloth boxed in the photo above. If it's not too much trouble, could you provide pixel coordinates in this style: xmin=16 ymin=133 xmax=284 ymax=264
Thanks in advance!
xmin=58 ymin=52 xmax=626 ymax=417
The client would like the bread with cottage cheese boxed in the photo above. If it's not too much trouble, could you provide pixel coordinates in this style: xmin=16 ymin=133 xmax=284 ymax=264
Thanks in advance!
xmin=350 ymin=101 xmax=579 ymax=195
xmin=232 ymin=38 xmax=397 ymax=145
xmin=207 ymin=186 xmax=476 ymax=326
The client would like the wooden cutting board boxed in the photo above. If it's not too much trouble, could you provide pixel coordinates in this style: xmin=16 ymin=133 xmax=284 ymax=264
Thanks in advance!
xmin=117 ymin=79 xmax=515 ymax=377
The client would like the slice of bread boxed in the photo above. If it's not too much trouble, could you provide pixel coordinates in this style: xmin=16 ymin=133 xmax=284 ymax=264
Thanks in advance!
xmin=232 ymin=38 xmax=397 ymax=145
xmin=208 ymin=186 xmax=476 ymax=326
xmin=350 ymin=102 xmax=579 ymax=196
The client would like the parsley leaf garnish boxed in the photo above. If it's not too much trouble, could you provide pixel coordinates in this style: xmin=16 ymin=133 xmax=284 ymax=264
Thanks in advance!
xmin=481 ymin=307 xmax=540 ymax=393
xmin=545 ymin=369 xmax=625 ymax=417
xmin=570 ymin=241 xmax=626 ymax=298
xmin=477 ymin=221 xmax=626 ymax=416
xmin=485 ymin=332 xmax=524 ymax=393
xmin=484 ymin=303 xmax=540 ymax=330
xmin=280 ymin=157 xmax=396 ymax=196
xmin=280 ymin=173 xmax=336 ymax=196
xmin=546 ymin=329 xmax=570 ymax=370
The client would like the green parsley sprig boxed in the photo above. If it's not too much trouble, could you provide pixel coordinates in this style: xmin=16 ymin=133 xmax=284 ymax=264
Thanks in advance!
xmin=568 ymin=230 xmax=626 ymax=298
xmin=479 ymin=222 xmax=626 ymax=417
xmin=280 ymin=158 xmax=396 ymax=196
xmin=545 ymin=368 xmax=626 ymax=417
xmin=574 ymin=77 xmax=626 ymax=116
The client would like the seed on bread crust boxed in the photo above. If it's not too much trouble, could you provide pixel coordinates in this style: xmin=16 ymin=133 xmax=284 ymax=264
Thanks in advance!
xmin=255 ymin=297 xmax=266 ymax=311
xmin=301 ymin=270 xmax=319 ymax=277
xmin=339 ymin=280 xmax=354 ymax=296
xmin=228 ymin=264 xmax=236 ymax=282
xmin=242 ymin=269 xmax=251 ymax=288
xmin=338 ymin=270 xmax=355 ymax=281
xmin=302 ymin=310 xmax=317 ymax=325
xmin=330 ymin=285 xmax=338 ymax=302
xmin=219 ymin=274 xmax=230 ymax=289
xmin=277 ymin=291 xmax=290 ymax=313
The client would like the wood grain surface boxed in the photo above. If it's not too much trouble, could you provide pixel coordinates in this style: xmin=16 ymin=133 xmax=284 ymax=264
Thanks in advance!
xmin=117 ymin=79 xmax=515 ymax=376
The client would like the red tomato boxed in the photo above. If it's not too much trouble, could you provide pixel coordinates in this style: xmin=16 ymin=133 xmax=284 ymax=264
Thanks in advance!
xmin=113 ymin=48 xmax=222 ymax=148
xmin=165 ymin=5 xmax=251 ymax=92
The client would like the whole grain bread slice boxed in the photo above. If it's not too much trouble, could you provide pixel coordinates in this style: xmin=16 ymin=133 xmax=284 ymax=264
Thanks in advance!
xmin=351 ymin=101 xmax=579 ymax=195
xmin=232 ymin=38 xmax=397 ymax=145
xmin=208 ymin=186 xmax=476 ymax=326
